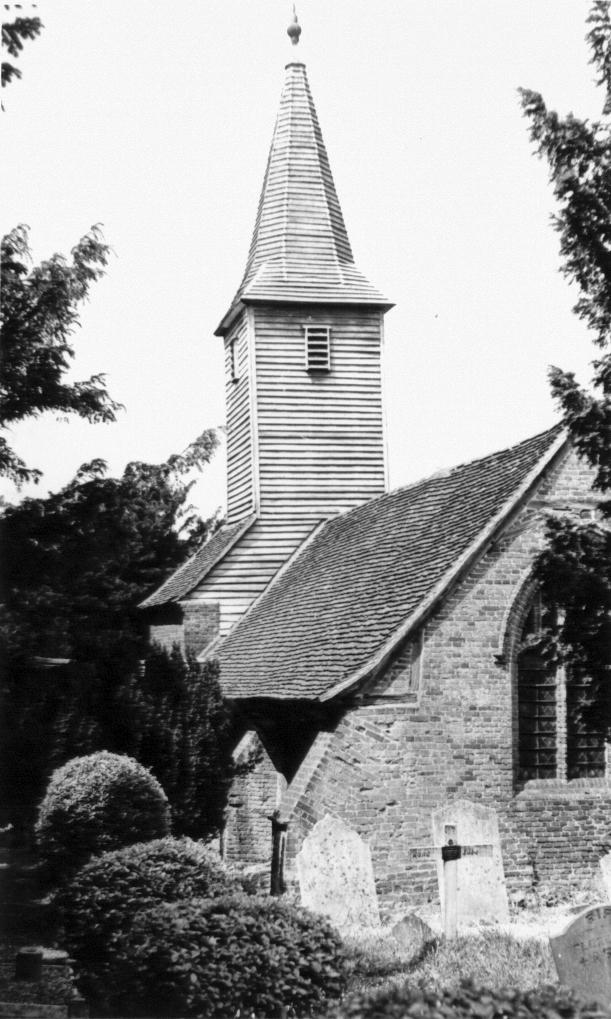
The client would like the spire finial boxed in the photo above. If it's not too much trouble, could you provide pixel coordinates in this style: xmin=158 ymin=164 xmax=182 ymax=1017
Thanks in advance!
xmin=287 ymin=4 xmax=301 ymax=46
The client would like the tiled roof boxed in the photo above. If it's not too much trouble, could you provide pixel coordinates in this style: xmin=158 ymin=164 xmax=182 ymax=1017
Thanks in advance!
xmin=215 ymin=61 xmax=390 ymax=335
xmin=139 ymin=515 xmax=256 ymax=609
xmin=215 ymin=426 xmax=566 ymax=700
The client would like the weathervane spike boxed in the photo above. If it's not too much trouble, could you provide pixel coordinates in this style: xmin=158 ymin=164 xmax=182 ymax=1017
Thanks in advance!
xmin=287 ymin=3 xmax=301 ymax=46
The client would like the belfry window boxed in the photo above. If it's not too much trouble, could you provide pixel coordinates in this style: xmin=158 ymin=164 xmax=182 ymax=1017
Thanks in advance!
xmin=305 ymin=326 xmax=331 ymax=372
xmin=517 ymin=593 xmax=606 ymax=783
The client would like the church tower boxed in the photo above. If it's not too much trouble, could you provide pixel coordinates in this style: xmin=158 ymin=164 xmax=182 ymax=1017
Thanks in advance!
xmin=143 ymin=12 xmax=393 ymax=643
xmin=216 ymin=14 xmax=392 ymax=529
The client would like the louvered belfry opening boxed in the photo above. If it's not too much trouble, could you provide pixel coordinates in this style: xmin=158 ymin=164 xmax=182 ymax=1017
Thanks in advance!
xmin=305 ymin=325 xmax=330 ymax=372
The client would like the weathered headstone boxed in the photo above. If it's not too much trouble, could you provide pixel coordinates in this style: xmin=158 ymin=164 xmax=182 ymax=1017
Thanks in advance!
xmin=391 ymin=912 xmax=435 ymax=959
xmin=296 ymin=813 xmax=380 ymax=930
xmin=430 ymin=800 xmax=509 ymax=932
xmin=550 ymin=904 xmax=611 ymax=1006
xmin=600 ymin=853 xmax=611 ymax=902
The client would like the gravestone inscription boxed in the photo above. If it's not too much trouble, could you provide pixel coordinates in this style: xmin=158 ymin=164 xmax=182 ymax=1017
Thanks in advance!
xmin=550 ymin=904 xmax=611 ymax=1006
xmin=296 ymin=813 xmax=381 ymax=930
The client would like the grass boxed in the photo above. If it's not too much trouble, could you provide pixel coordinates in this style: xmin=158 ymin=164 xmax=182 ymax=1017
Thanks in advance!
xmin=343 ymin=927 xmax=557 ymax=997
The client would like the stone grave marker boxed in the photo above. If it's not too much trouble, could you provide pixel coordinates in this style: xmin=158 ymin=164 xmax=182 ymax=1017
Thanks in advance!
xmin=391 ymin=913 xmax=435 ymax=960
xmin=407 ymin=799 xmax=509 ymax=937
xmin=296 ymin=813 xmax=381 ymax=930
xmin=600 ymin=853 xmax=611 ymax=902
xmin=550 ymin=904 xmax=611 ymax=1006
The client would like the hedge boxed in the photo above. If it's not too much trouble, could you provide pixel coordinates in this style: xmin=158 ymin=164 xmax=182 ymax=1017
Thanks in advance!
xmin=35 ymin=751 xmax=170 ymax=873
xmin=54 ymin=836 xmax=235 ymax=1009
xmin=329 ymin=979 xmax=611 ymax=1019
xmin=117 ymin=894 xmax=347 ymax=1017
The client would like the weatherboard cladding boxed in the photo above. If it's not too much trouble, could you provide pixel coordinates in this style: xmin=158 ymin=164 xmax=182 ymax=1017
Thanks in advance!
xmin=217 ymin=61 xmax=389 ymax=334
xmin=225 ymin=316 xmax=254 ymax=523
xmin=139 ymin=515 xmax=255 ymax=609
xmin=185 ymin=516 xmax=318 ymax=638
xmin=254 ymin=305 xmax=386 ymax=517
xmin=215 ymin=426 xmax=565 ymax=701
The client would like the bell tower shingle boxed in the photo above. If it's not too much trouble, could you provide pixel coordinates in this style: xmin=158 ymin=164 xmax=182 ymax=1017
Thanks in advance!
xmin=217 ymin=58 xmax=390 ymax=337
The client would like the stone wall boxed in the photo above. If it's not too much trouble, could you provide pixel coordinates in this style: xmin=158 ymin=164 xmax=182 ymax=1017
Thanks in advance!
xmin=279 ymin=448 xmax=611 ymax=920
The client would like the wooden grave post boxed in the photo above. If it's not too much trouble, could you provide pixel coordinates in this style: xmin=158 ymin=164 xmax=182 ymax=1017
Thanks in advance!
xmin=407 ymin=828 xmax=494 ymax=939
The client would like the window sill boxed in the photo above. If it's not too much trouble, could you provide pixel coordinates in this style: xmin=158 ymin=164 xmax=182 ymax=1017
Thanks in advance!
xmin=514 ymin=777 xmax=611 ymax=800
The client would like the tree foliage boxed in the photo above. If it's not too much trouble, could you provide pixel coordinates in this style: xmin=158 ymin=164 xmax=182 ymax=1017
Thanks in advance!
xmin=0 ymin=225 xmax=122 ymax=484
xmin=520 ymin=0 xmax=611 ymax=702
xmin=115 ymin=650 xmax=241 ymax=840
xmin=1 ymin=647 xmax=241 ymax=841
xmin=1 ymin=431 xmax=219 ymax=663
xmin=2 ymin=15 xmax=42 ymax=90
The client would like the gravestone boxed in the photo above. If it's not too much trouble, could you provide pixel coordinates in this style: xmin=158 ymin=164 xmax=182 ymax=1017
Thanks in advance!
xmin=430 ymin=799 xmax=509 ymax=931
xmin=391 ymin=913 xmax=435 ymax=959
xmin=296 ymin=813 xmax=380 ymax=930
xmin=550 ymin=904 xmax=611 ymax=1005
xmin=600 ymin=853 xmax=611 ymax=902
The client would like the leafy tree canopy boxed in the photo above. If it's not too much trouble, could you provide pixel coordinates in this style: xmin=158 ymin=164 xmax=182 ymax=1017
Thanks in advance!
xmin=1 ymin=225 xmax=122 ymax=485
xmin=1 ymin=431 xmax=220 ymax=664
xmin=2 ymin=14 xmax=42 ymax=90
xmin=520 ymin=1 xmax=611 ymax=701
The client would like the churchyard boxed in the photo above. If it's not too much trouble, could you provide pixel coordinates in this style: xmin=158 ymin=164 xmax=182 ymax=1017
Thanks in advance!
xmin=3 ymin=780 xmax=611 ymax=1019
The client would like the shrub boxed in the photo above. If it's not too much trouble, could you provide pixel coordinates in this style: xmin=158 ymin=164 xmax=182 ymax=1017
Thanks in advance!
xmin=114 ymin=894 xmax=347 ymax=1018
xmin=54 ymin=837 xmax=235 ymax=1009
xmin=328 ymin=979 xmax=611 ymax=1019
xmin=35 ymin=751 xmax=170 ymax=871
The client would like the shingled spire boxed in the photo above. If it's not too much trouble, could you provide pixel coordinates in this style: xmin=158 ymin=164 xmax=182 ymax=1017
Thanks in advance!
xmin=216 ymin=19 xmax=390 ymax=335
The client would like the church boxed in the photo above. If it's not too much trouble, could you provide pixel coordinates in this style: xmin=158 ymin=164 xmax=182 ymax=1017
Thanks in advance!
xmin=141 ymin=13 xmax=610 ymax=918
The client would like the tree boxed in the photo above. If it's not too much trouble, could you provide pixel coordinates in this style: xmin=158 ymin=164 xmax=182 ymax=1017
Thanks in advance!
xmin=117 ymin=649 xmax=242 ymax=840
xmin=0 ymin=647 xmax=242 ymax=841
xmin=1 ymin=430 xmax=220 ymax=664
xmin=1 ymin=434 xmax=225 ymax=835
xmin=519 ymin=1 xmax=611 ymax=712
xmin=1 ymin=225 xmax=122 ymax=485
xmin=2 ymin=14 xmax=42 ymax=91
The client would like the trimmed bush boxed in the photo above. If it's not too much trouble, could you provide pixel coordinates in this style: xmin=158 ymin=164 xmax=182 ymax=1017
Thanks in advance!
xmin=114 ymin=894 xmax=347 ymax=1018
xmin=36 ymin=751 xmax=170 ymax=871
xmin=328 ymin=979 xmax=611 ymax=1019
xmin=55 ymin=837 xmax=235 ymax=1009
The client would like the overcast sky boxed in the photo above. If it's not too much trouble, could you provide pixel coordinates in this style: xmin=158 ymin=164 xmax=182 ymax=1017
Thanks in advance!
xmin=2 ymin=0 xmax=603 ymax=518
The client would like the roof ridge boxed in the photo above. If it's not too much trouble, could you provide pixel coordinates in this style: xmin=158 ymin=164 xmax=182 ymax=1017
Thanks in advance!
xmin=325 ymin=422 xmax=566 ymax=528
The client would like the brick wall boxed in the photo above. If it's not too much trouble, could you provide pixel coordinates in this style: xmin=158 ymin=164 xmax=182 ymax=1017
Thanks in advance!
xmin=281 ymin=448 xmax=610 ymax=921
xmin=224 ymin=733 xmax=285 ymax=866
xmin=183 ymin=601 xmax=220 ymax=657
xmin=149 ymin=621 xmax=185 ymax=652
xmin=148 ymin=601 xmax=220 ymax=658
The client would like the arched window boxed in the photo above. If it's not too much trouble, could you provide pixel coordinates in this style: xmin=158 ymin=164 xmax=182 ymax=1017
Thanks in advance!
xmin=517 ymin=593 xmax=606 ymax=783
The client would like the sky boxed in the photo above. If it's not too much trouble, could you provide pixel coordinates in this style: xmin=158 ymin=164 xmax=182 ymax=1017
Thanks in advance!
xmin=2 ymin=0 xmax=604 ymax=519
